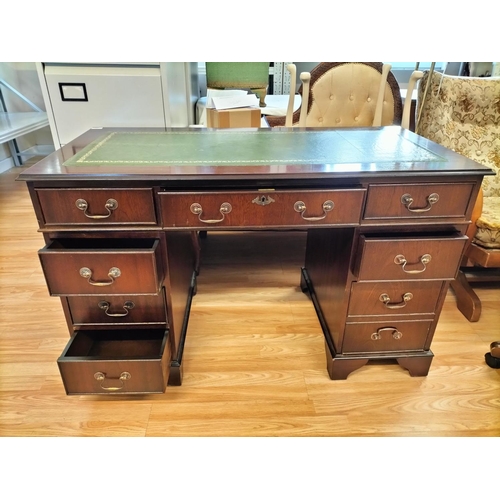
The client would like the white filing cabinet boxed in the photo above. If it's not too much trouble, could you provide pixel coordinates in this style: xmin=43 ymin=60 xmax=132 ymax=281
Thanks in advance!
xmin=37 ymin=63 xmax=199 ymax=148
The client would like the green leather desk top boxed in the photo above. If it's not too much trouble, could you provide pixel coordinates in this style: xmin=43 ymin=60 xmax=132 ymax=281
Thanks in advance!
xmin=63 ymin=129 xmax=445 ymax=167
xmin=19 ymin=127 xmax=493 ymax=183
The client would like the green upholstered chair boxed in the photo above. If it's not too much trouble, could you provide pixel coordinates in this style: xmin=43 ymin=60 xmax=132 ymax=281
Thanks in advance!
xmin=205 ymin=62 xmax=270 ymax=107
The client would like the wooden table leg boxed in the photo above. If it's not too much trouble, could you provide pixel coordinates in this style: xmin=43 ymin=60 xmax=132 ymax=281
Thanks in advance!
xmin=450 ymin=269 xmax=482 ymax=322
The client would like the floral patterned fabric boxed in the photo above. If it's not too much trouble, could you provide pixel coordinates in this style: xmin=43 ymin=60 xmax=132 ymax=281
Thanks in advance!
xmin=474 ymin=196 xmax=500 ymax=248
xmin=417 ymin=71 xmax=500 ymax=248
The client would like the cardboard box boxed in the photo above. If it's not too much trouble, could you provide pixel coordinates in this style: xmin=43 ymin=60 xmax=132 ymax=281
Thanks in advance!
xmin=207 ymin=107 xmax=261 ymax=129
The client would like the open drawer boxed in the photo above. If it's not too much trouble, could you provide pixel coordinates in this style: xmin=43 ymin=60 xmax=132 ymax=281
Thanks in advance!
xmin=57 ymin=329 xmax=171 ymax=395
xmin=355 ymin=233 xmax=468 ymax=281
xmin=39 ymin=238 xmax=164 ymax=296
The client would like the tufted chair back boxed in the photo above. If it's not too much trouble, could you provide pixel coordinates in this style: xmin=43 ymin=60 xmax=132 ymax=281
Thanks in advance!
xmin=267 ymin=62 xmax=402 ymax=128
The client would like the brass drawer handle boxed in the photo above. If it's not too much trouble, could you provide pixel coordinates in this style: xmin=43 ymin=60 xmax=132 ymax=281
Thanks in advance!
xmin=394 ymin=254 xmax=431 ymax=274
xmin=79 ymin=267 xmax=121 ymax=286
xmin=294 ymin=200 xmax=334 ymax=221
xmin=98 ymin=300 xmax=135 ymax=317
xmin=371 ymin=327 xmax=403 ymax=341
xmin=94 ymin=371 xmax=131 ymax=391
xmin=190 ymin=202 xmax=232 ymax=224
xmin=379 ymin=292 xmax=413 ymax=309
xmin=401 ymin=193 xmax=439 ymax=213
xmin=75 ymin=198 xmax=118 ymax=219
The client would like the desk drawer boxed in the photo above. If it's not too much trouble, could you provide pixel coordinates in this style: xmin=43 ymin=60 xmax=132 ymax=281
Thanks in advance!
xmin=39 ymin=238 xmax=163 ymax=296
xmin=36 ymin=188 xmax=157 ymax=226
xmin=356 ymin=234 xmax=467 ymax=281
xmin=57 ymin=329 xmax=170 ymax=395
xmin=159 ymin=189 xmax=365 ymax=228
xmin=343 ymin=320 xmax=432 ymax=354
xmin=363 ymin=183 xmax=474 ymax=221
xmin=348 ymin=281 xmax=443 ymax=316
xmin=67 ymin=292 xmax=167 ymax=326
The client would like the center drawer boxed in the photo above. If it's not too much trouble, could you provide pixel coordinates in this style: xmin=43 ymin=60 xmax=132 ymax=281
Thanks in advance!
xmin=39 ymin=238 xmax=164 ymax=296
xmin=57 ymin=329 xmax=171 ymax=395
xmin=159 ymin=189 xmax=366 ymax=228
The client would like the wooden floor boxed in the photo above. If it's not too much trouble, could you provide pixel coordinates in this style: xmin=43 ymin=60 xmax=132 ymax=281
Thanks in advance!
xmin=1 ymin=165 xmax=499 ymax=437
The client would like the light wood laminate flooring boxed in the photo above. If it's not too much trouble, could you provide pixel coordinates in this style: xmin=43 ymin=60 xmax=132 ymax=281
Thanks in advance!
xmin=1 ymin=166 xmax=499 ymax=437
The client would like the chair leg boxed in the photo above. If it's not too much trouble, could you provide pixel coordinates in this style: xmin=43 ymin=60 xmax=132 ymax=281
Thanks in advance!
xmin=450 ymin=269 xmax=482 ymax=322
xmin=251 ymin=87 xmax=267 ymax=107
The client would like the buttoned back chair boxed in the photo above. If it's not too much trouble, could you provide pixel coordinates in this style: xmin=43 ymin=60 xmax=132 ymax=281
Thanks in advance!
xmin=416 ymin=70 xmax=500 ymax=322
xmin=266 ymin=62 xmax=422 ymax=129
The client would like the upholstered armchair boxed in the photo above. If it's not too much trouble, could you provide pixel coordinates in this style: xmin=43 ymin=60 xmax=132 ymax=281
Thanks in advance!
xmin=416 ymin=71 xmax=500 ymax=322
xmin=266 ymin=62 xmax=421 ymax=129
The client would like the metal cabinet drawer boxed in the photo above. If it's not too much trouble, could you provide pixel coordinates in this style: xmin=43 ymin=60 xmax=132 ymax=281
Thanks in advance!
xmin=355 ymin=234 xmax=467 ymax=281
xmin=342 ymin=320 xmax=433 ymax=354
xmin=39 ymin=238 xmax=164 ymax=296
xmin=159 ymin=189 xmax=366 ymax=229
xmin=36 ymin=188 xmax=157 ymax=226
xmin=363 ymin=183 xmax=474 ymax=221
xmin=57 ymin=329 xmax=170 ymax=395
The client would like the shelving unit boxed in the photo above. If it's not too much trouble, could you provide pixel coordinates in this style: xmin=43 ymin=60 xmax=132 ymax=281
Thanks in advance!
xmin=0 ymin=79 xmax=51 ymax=166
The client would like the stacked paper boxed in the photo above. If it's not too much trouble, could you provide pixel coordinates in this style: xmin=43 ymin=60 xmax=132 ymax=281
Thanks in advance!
xmin=206 ymin=89 xmax=260 ymax=110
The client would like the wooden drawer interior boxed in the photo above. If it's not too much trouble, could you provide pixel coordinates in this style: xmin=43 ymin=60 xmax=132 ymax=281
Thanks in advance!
xmin=58 ymin=329 xmax=170 ymax=395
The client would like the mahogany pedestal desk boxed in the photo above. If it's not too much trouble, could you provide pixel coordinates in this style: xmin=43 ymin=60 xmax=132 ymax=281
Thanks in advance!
xmin=18 ymin=127 xmax=492 ymax=395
